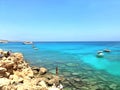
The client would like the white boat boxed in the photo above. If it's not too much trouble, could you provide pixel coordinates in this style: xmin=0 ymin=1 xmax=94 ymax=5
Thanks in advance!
xmin=96 ymin=51 xmax=104 ymax=58
xmin=23 ymin=41 xmax=33 ymax=45
xmin=0 ymin=40 xmax=8 ymax=44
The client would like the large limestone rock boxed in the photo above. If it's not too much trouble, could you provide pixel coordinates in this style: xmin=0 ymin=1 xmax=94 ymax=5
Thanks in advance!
xmin=0 ymin=78 xmax=10 ymax=88
xmin=0 ymin=49 xmax=62 ymax=90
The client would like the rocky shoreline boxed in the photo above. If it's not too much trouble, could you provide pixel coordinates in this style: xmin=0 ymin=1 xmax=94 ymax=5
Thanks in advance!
xmin=0 ymin=49 xmax=64 ymax=90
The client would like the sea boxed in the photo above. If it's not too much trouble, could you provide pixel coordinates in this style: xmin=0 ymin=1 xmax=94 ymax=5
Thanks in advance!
xmin=0 ymin=42 xmax=120 ymax=90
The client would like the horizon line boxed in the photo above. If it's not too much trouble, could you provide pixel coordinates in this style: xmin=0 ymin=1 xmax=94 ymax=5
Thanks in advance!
xmin=1 ymin=39 xmax=120 ymax=42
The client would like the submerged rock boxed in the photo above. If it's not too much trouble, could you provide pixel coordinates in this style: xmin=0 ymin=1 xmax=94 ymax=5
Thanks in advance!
xmin=80 ymin=86 xmax=89 ymax=90
xmin=62 ymin=72 xmax=71 ymax=77
xmin=89 ymin=85 xmax=100 ymax=90
xmin=66 ymin=63 xmax=77 ymax=67
xmin=109 ymin=83 xmax=117 ymax=89
xmin=71 ymin=72 xmax=80 ymax=76
xmin=73 ymin=78 xmax=81 ymax=82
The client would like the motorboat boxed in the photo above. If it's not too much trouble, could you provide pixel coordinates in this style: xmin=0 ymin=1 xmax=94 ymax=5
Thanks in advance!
xmin=96 ymin=51 xmax=104 ymax=58
xmin=103 ymin=49 xmax=111 ymax=52
xmin=23 ymin=41 xmax=33 ymax=45
xmin=0 ymin=40 xmax=8 ymax=44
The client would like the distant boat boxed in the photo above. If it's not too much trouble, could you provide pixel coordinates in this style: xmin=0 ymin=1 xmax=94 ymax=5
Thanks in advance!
xmin=23 ymin=41 xmax=33 ymax=45
xmin=96 ymin=51 xmax=104 ymax=58
xmin=0 ymin=40 xmax=8 ymax=44
xmin=103 ymin=49 xmax=111 ymax=52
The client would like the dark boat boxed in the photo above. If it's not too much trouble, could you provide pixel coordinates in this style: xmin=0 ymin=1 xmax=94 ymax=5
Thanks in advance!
xmin=103 ymin=49 xmax=111 ymax=52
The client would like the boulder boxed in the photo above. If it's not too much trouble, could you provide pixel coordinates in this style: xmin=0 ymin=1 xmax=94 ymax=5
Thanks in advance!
xmin=39 ymin=67 xmax=47 ymax=75
xmin=13 ymin=53 xmax=23 ymax=62
xmin=39 ymin=80 xmax=47 ymax=87
xmin=17 ymin=64 xmax=23 ymax=69
xmin=2 ymin=57 xmax=7 ymax=61
xmin=5 ymin=61 xmax=14 ymax=68
xmin=32 ymin=66 xmax=40 ymax=71
xmin=0 ymin=67 xmax=7 ymax=77
xmin=47 ymin=76 xmax=60 ymax=86
xmin=0 ymin=67 xmax=7 ymax=73
xmin=0 ymin=49 xmax=63 ymax=90
xmin=0 ymin=78 xmax=10 ymax=87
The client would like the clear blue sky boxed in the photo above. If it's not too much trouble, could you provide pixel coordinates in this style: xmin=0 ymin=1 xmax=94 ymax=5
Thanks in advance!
xmin=0 ymin=0 xmax=120 ymax=41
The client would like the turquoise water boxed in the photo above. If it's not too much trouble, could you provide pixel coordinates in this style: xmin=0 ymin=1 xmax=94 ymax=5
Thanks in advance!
xmin=1 ymin=42 xmax=120 ymax=89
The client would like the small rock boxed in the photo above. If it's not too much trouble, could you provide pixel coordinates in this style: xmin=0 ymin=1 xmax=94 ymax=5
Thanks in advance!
xmin=74 ymin=78 xmax=81 ymax=82
xmin=39 ymin=67 xmax=47 ymax=75
xmin=0 ymin=78 xmax=10 ymax=87
xmin=0 ymin=67 xmax=7 ymax=73
xmin=31 ymin=66 xmax=40 ymax=71
xmin=47 ymin=79 xmax=55 ymax=86
xmin=39 ymin=80 xmax=47 ymax=87
xmin=47 ymin=76 xmax=60 ymax=86
xmin=17 ymin=64 xmax=23 ymax=69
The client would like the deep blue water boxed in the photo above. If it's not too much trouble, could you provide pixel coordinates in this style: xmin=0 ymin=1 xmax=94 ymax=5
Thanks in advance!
xmin=1 ymin=42 xmax=120 ymax=84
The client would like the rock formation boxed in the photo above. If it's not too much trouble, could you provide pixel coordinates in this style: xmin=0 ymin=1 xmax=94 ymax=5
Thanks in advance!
xmin=0 ymin=49 xmax=63 ymax=90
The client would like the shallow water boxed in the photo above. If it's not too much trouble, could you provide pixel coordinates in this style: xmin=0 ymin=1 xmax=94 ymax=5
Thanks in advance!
xmin=1 ymin=42 xmax=120 ymax=89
